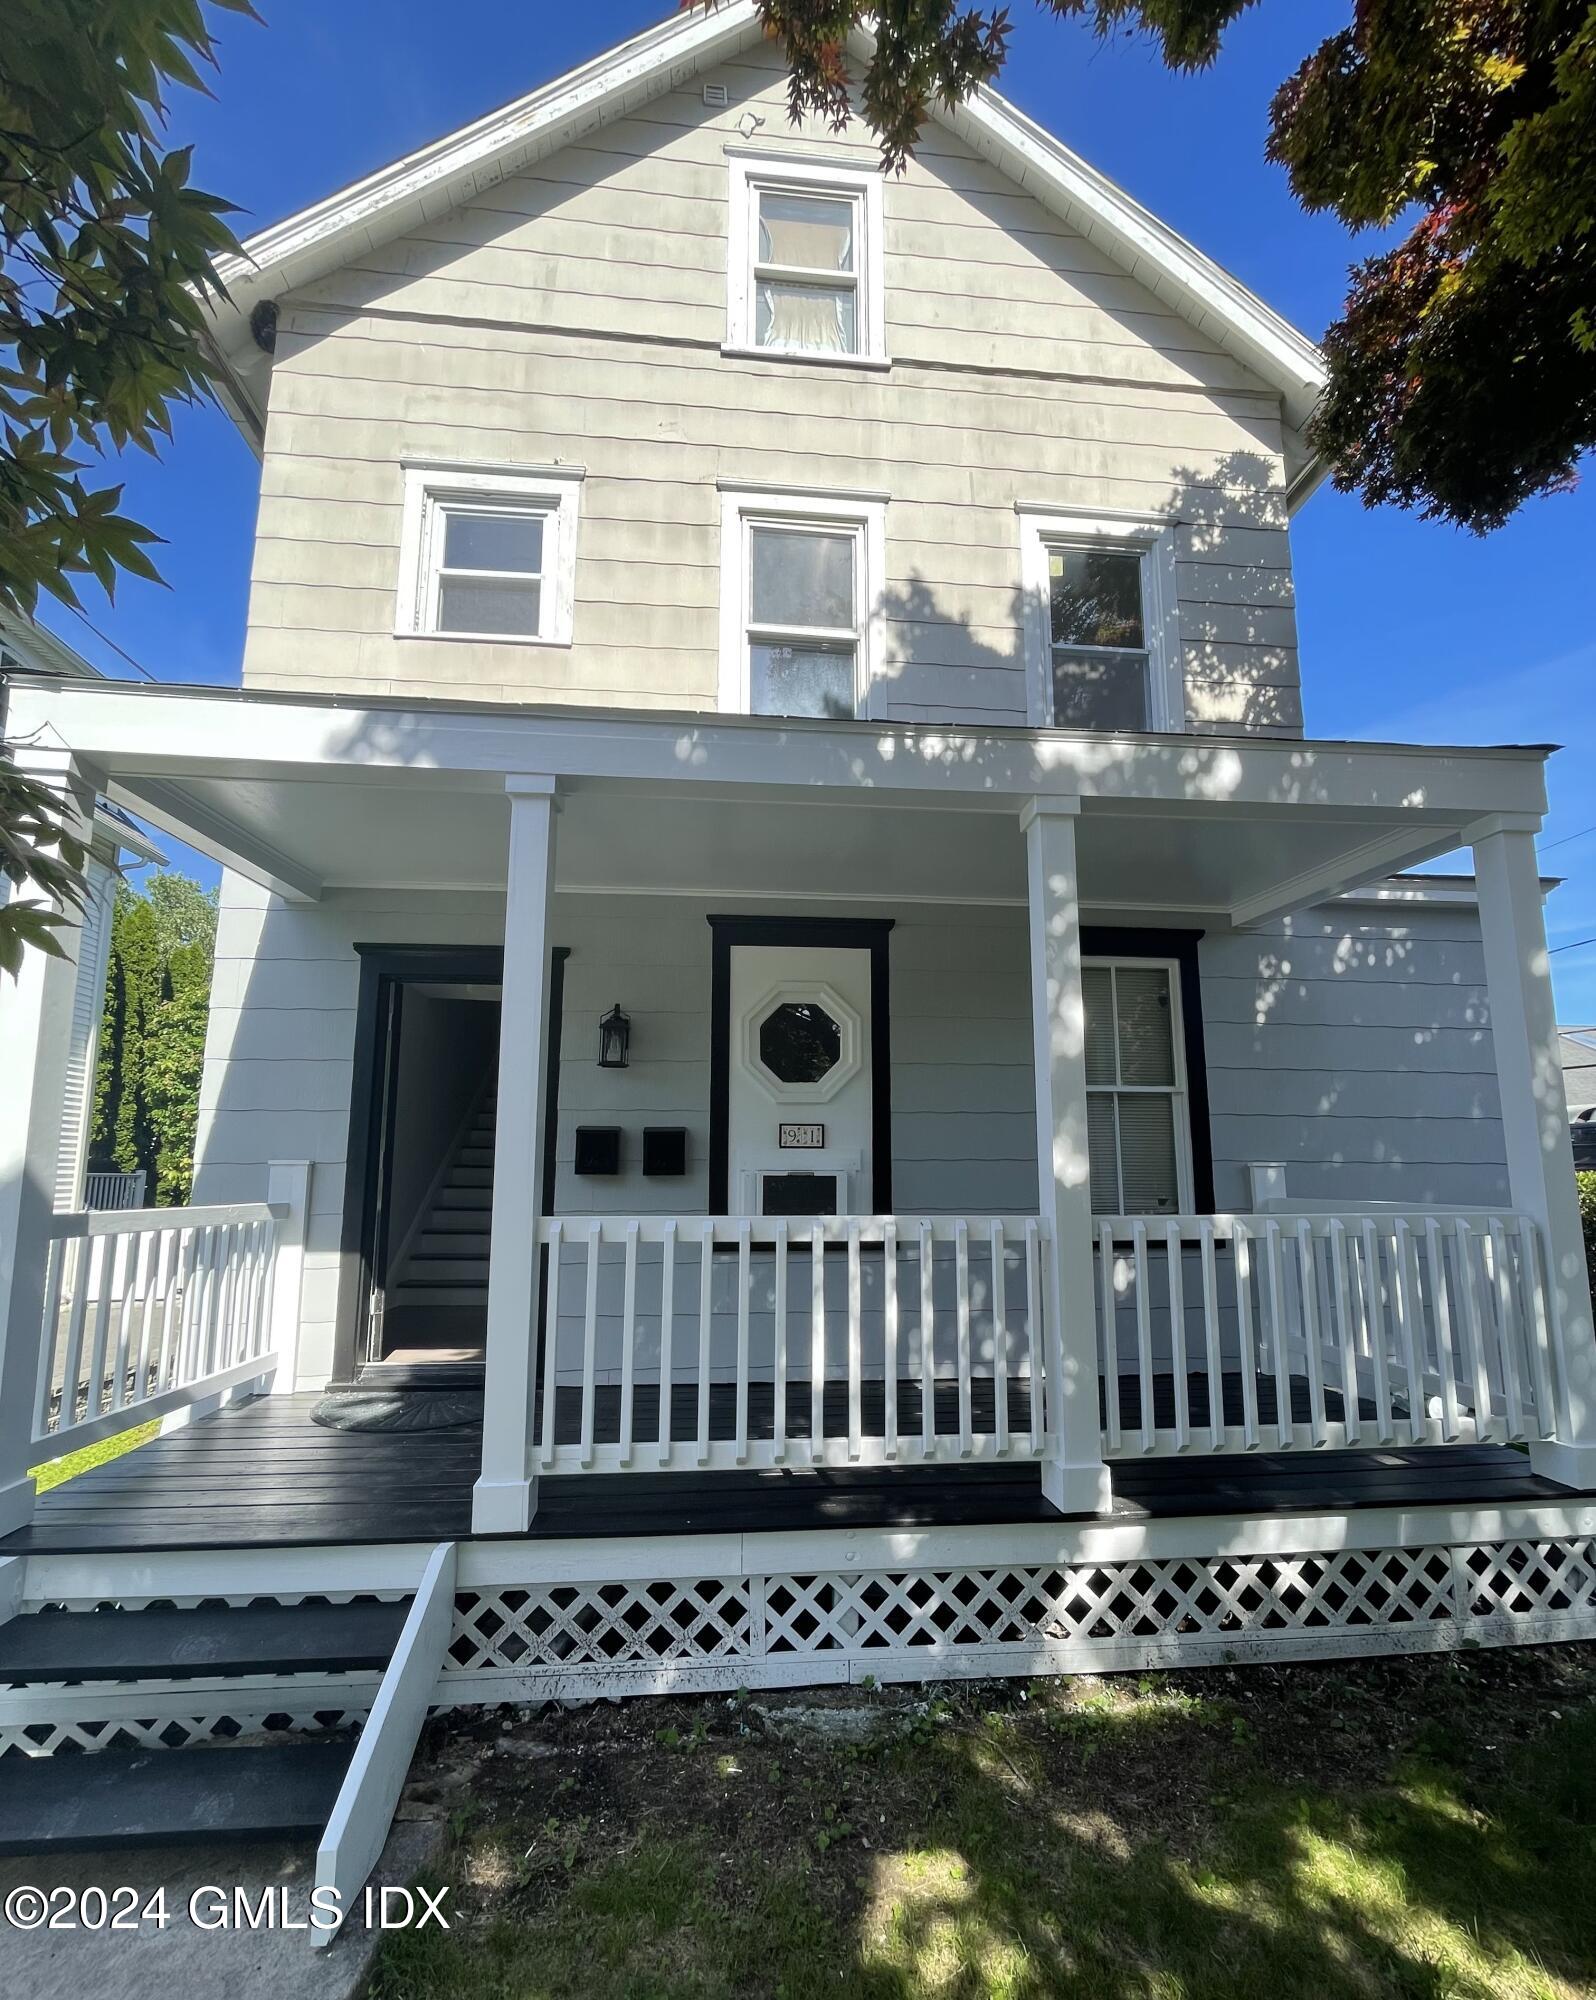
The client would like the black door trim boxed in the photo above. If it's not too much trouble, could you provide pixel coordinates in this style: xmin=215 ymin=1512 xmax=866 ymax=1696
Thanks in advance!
xmin=1080 ymin=926 xmax=1215 ymax=1214
xmin=331 ymin=942 xmax=567 ymax=1385
xmin=707 ymin=915 xmax=894 ymax=1214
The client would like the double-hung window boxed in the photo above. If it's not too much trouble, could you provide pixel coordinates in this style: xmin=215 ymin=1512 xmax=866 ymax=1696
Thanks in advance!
xmin=1018 ymin=509 xmax=1181 ymax=731
xmin=726 ymin=156 xmax=885 ymax=364
xmin=396 ymin=463 xmax=582 ymax=645
xmin=719 ymin=489 xmax=885 ymax=718
xmin=1082 ymin=959 xmax=1192 ymax=1215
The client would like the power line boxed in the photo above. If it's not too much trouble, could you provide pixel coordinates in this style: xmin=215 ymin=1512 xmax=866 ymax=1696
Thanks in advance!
xmin=1541 ymin=822 xmax=1596 ymax=854
xmin=57 ymin=602 xmax=158 ymax=682
xmin=1551 ymin=933 xmax=1596 ymax=956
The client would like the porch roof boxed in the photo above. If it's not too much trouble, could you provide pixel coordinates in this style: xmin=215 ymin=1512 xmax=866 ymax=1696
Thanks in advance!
xmin=7 ymin=677 xmax=1553 ymax=928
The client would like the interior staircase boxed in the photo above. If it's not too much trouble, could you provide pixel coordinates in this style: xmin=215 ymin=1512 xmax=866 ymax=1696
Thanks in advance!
xmin=378 ymin=1080 xmax=496 ymax=1369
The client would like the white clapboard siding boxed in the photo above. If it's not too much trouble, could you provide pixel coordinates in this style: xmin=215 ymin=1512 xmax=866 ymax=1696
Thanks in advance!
xmin=248 ymin=37 xmax=1300 ymax=733
xmin=53 ymin=855 xmax=117 ymax=1212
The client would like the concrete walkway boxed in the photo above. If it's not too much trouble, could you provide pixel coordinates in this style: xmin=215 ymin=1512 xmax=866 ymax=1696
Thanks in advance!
xmin=0 ymin=1819 xmax=444 ymax=1999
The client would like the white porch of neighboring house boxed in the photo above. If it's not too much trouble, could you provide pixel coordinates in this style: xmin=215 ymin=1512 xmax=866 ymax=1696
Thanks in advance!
xmin=3 ymin=680 xmax=1596 ymax=1584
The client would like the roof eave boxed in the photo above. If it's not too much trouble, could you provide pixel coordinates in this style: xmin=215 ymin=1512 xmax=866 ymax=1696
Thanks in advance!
xmin=202 ymin=0 xmax=1326 ymax=450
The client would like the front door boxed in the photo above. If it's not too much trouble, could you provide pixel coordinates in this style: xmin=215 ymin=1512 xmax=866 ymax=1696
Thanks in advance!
xmin=727 ymin=944 xmax=874 ymax=1216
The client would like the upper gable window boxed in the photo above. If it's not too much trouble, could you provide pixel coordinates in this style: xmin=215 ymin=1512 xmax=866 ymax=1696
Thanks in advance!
xmin=1017 ymin=507 xmax=1182 ymax=732
xmin=396 ymin=462 xmax=583 ymax=646
xmin=725 ymin=155 xmax=886 ymax=366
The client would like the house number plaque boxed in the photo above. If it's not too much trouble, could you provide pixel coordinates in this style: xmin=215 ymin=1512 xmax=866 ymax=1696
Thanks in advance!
xmin=779 ymin=1122 xmax=824 ymax=1150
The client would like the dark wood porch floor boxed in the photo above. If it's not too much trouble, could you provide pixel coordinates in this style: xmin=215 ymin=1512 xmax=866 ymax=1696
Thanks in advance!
xmin=2 ymin=1392 xmax=1582 ymax=1557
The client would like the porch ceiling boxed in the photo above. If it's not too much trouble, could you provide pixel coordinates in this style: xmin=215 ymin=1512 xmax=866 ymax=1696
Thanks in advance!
xmin=9 ymin=678 xmax=1552 ymax=926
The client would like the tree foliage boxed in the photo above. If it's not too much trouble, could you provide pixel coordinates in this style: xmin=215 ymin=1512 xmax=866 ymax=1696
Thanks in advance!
xmin=0 ymin=747 xmax=88 ymax=972
xmin=1 ymin=1 xmax=250 ymax=970
xmin=737 ymin=0 xmax=1596 ymax=530
xmin=91 ymin=869 xmax=216 ymax=1204
xmin=1 ymin=0 xmax=252 ymax=615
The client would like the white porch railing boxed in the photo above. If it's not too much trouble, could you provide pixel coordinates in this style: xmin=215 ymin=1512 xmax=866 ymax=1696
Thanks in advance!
xmin=82 ymin=1169 xmax=147 ymax=1211
xmin=529 ymin=1206 xmax=1569 ymax=1480
xmin=1096 ymin=1211 xmax=1567 ymax=1456
xmin=533 ymin=1215 xmax=1055 ymax=1473
xmin=32 ymin=1203 xmax=284 ymax=1454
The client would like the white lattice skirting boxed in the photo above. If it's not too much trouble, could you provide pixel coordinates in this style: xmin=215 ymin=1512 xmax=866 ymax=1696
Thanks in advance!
xmin=7 ymin=1530 xmax=1596 ymax=1753
xmin=436 ymin=1537 xmax=1596 ymax=1704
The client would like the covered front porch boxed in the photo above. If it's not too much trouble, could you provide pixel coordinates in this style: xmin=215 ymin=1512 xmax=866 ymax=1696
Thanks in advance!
xmin=3 ymin=679 xmax=1594 ymax=1555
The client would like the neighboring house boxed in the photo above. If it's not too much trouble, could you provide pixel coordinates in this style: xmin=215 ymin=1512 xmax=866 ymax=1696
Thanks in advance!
xmin=0 ymin=608 xmax=165 ymax=1212
xmin=1562 ymin=1026 xmax=1596 ymax=1170
xmin=1 ymin=5 xmax=1594 ymax=1868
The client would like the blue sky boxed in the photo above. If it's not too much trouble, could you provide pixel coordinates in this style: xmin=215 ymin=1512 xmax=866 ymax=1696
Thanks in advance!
xmin=41 ymin=1 xmax=1596 ymax=1015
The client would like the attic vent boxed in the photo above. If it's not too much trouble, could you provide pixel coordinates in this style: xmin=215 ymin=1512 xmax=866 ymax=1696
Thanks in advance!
xmin=702 ymin=82 xmax=729 ymax=108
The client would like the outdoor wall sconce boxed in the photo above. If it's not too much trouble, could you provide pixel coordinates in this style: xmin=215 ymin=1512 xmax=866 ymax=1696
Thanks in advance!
xmin=597 ymin=1003 xmax=631 ymax=1068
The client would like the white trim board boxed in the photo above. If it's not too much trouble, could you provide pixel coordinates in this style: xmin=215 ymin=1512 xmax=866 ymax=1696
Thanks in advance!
xmin=199 ymin=2 xmax=1327 ymax=476
xmin=15 ymin=1496 xmax=1596 ymax=1612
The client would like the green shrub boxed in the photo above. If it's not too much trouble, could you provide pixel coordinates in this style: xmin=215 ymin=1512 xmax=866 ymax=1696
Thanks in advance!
xmin=1582 ymin=1170 xmax=1596 ymax=1300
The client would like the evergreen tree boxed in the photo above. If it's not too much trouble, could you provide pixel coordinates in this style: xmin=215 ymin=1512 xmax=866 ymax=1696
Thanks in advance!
xmin=89 ymin=870 xmax=216 ymax=1203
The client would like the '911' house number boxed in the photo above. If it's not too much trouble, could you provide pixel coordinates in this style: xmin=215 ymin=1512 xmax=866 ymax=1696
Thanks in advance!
xmin=779 ymin=1122 xmax=824 ymax=1150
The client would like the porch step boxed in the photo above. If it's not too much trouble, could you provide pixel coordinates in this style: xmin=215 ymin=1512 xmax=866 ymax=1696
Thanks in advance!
xmin=0 ymin=1741 xmax=354 ymax=1855
xmin=0 ymin=1598 xmax=408 ymax=1684
xmin=359 ymin=1360 xmax=484 ymax=1390
xmin=434 ymin=1187 xmax=492 ymax=1211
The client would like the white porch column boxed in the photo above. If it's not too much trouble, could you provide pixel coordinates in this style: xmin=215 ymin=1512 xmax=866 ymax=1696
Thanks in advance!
xmin=1023 ymin=797 xmax=1112 ymax=1515
xmin=473 ymin=775 xmax=558 ymax=1534
xmin=266 ymin=1159 xmax=313 ymax=1394
xmin=0 ymin=750 xmax=94 ymax=1536
xmin=1471 ymin=816 xmax=1596 ymax=1486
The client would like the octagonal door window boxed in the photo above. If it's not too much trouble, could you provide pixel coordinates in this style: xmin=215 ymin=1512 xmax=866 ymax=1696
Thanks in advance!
xmin=758 ymin=999 xmax=842 ymax=1086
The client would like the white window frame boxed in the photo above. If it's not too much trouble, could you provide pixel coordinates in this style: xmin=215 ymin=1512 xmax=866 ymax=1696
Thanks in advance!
xmin=717 ymin=484 xmax=887 ymax=718
xmin=1083 ymin=953 xmax=1195 ymax=1217
xmin=724 ymin=151 xmax=888 ymax=367
xmin=396 ymin=460 xmax=584 ymax=646
xmin=1017 ymin=505 xmax=1182 ymax=732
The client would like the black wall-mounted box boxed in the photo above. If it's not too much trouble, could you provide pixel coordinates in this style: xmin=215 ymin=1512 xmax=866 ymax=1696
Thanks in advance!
xmin=642 ymin=1126 xmax=688 ymax=1177
xmin=574 ymin=1126 xmax=622 ymax=1176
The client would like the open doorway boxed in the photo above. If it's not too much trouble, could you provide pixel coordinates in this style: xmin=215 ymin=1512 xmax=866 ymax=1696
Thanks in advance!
xmin=376 ymin=978 xmax=500 ymax=1365
xmin=335 ymin=945 xmax=566 ymax=1385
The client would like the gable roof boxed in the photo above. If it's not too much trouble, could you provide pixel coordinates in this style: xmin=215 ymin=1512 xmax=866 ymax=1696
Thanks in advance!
xmin=202 ymin=0 xmax=1327 ymax=494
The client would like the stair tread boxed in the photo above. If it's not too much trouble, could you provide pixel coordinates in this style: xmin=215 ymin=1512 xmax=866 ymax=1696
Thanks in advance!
xmin=0 ymin=1599 xmax=409 ymax=1684
xmin=0 ymin=1741 xmax=353 ymax=1854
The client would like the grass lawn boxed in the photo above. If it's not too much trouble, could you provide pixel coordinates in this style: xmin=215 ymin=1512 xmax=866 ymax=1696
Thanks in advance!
xmin=371 ymin=1642 xmax=1596 ymax=2000
xmin=28 ymin=1419 xmax=158 ymax=1493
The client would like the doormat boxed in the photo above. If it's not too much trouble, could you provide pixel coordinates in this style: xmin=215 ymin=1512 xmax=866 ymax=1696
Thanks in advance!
xmin=310 ymin=1390 xmax=484 ymax=1433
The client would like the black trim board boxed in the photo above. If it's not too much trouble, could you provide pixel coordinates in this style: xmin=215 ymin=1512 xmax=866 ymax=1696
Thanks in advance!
xmin=332 ymin=943 xmax=568 ymax=1386
xmin=707 ymin=916 xmax=894 ymax=1213
xmin=1081 ymin=926 xmax=1215 ymax=1215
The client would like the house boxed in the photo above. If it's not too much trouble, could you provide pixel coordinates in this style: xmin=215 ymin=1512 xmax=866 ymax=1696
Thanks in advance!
xmin=1 ymin=2 xmax=1593 ymax=1879
xmin=1562 ymin=1027 xmax=1596 ymax=1169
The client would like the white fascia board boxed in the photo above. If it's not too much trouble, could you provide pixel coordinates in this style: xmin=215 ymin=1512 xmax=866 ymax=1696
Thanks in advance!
xmin=92 ymin=804 xmax=167 ymax=869
xmin=204 ymin=0 xmax=765 ymax=405
xmin=943 ymin=84 xmax=1327 ymax=431
xmin=0 ymin=606 xmax=101 ymax=681
xmin=8 ymin=680 xmax=1552 ymax=833
xmin=202 ymin=1 xmax=1327 ymax=453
